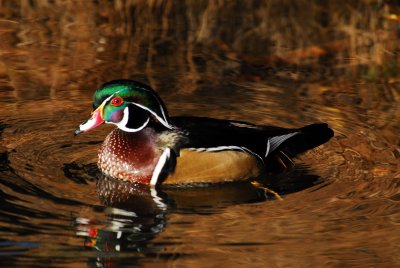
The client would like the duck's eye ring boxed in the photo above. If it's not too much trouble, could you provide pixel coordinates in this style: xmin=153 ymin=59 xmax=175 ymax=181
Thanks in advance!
xmin=110 ymin=97 xmax=123 ymax=106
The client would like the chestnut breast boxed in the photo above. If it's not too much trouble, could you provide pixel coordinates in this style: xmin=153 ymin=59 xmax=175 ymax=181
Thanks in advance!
xmin=98 ymin=128 xmax=161 ymax=183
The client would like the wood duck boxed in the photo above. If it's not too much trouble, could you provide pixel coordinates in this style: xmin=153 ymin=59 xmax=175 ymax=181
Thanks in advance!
xmin=75 ymin=80 xmax=334 ymax=186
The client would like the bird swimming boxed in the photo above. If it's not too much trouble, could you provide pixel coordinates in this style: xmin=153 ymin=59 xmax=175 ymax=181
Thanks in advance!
xmin=75 ymin=80 xmax=334 ymax=186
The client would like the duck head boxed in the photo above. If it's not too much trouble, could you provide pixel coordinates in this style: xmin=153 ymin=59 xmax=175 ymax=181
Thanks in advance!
xmin=75 ymin=80 xmax=173 ymax=135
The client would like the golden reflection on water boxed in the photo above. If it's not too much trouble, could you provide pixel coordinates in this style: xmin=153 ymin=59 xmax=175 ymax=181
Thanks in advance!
xmin=0 ymin=1 xmax=399 ymax=267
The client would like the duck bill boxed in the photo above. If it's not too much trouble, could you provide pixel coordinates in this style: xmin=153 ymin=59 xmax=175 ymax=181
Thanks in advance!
xmin=74 ymin=105 xmax=105 ymax=135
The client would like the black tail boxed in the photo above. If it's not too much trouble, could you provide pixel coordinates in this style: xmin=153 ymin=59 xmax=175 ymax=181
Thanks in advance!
xmin=282 ymin=123 xmax=334 ymax=157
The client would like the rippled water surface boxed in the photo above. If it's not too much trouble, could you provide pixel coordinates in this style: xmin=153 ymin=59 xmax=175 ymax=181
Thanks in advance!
xmin=0 ymin=1 xmax=399 ymax=267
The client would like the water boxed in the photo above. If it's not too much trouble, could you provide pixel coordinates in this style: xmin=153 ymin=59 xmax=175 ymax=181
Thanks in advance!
xmin=0 ymin=1 xmax=399 ymax=267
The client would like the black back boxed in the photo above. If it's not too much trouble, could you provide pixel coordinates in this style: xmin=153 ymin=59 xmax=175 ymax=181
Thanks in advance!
xmin=170 ymin=116 xmax=334 ymax=159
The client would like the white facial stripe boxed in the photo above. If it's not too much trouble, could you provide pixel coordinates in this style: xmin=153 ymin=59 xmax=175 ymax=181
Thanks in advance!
xmin=101 ymin=94 xmax=115 ymax=107
xmin=150 ymin=148 xmax=171 ymax=186
xmin=100 ymin=91 xmax=172 ymax=131
xmin=98 ymin=90 xmax=122 ymax=109
xmin=113 ymin=106 xmax=150 ymax=132
xmin=142 ymin=88 xmax=169 ymax=123
xmin=131 ymin=102 xmax=173 ymax=129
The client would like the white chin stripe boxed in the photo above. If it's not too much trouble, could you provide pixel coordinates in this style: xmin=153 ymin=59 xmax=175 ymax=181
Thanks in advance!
xmin=115 ymin=106 xmax=150 ymax=132
xmin=150 ymin=148 xmax=171 ymax=186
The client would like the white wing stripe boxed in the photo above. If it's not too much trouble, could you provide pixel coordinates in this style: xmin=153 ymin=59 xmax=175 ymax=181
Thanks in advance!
xmin=188 ymin=146 xmax=246 ymax=152
xmin=266 ymin=132 xmax=299 ymax=156
xmin=265 ymin=139 xmax=271 ymax=157
xmin=187 ymin=146 xmax=264 ymax=165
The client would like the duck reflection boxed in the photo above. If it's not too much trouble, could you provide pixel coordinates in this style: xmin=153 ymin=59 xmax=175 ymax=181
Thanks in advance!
xmin=76 ymin=176 xmax=168 ymax=266
xmin=75 ymin=167 xmax=321 ymax=267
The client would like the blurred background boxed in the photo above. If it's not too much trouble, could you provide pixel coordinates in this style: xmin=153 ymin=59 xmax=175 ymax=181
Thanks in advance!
xmin=0 ymin=1 xmax=399 ymax=267
xmin=0 ymin=1 xmax=398 ymax=96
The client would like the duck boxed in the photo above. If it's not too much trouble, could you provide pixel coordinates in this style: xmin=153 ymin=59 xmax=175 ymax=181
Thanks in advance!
xmin=75 ymin=79 xmax=334 ymax=186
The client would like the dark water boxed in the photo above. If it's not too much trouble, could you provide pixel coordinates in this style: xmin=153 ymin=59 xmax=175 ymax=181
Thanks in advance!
xmin=0 ymin=1 xmax=399 ymax=267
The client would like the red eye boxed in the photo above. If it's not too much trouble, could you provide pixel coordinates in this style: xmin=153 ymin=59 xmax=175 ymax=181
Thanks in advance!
xmin=110 ymin=97 xmax=123 ymax=106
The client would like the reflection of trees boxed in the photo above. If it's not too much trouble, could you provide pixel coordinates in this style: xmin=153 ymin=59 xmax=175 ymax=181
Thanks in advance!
xmin=0 ymin=0 xmax=398 ymax=146
xmin=0 ymin=1 xmax=398 ymax=99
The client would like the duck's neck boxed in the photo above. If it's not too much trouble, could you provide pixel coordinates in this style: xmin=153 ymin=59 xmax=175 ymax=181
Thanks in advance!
xmin=98 ymin=128 xmax=162 ymax=184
